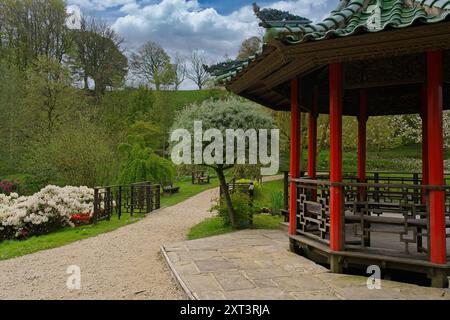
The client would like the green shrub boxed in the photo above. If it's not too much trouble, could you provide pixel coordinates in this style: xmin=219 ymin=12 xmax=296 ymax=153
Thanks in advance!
xmin=236 ymin=179 xmax=262 ymax=199
xmin=211 ymin=193 xmax=256 ymax=229
xmin=269 ymin=191 xmax=284 ymax=215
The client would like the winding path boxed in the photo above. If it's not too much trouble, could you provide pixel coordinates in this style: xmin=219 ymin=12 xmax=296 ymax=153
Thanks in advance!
xmin=0 ymin=188 xmax=220 ymax=300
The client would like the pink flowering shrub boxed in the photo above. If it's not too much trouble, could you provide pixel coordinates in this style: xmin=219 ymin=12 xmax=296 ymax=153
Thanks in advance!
xmin=0 ymin=186 xmax=94 ymax=241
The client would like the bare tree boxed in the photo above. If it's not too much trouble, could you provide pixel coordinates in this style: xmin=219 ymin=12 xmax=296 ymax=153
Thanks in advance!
xmin=173 ymin=52 xmax=187 ymax=90
xmin=130 ymin=41 xmax=175 ymax=91
xmin=187 ymin=49 xmax=210 ymax=90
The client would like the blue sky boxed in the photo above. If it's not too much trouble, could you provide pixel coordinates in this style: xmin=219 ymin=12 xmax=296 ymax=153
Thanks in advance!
xmin=66 ymin=0 xmax=336 ymax=87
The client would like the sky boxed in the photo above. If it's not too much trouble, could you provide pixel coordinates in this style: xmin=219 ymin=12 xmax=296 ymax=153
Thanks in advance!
xmin=66 ymin=0 xmax=336 ymax=88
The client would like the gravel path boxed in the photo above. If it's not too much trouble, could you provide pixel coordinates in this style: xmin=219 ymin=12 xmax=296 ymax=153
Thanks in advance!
xmin=0 ymin=188 xmax=220 ymax=300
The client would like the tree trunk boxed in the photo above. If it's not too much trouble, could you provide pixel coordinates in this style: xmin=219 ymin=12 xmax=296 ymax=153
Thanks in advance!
xmin=318 ymin=116 xmax=330 ymax=156
xmin=215 ymin=166 xmax=237 ymax=229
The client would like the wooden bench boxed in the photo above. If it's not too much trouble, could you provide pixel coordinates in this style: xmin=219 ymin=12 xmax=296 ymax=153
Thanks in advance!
xmin=162 ymin=184 xmax=180 ymax=196
xmin=192 ymin=171 xmax=210 ymax=185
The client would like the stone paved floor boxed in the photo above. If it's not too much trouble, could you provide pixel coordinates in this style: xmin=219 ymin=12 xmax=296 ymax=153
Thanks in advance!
xmin=162 ymin=229 xmax=450 ymax=300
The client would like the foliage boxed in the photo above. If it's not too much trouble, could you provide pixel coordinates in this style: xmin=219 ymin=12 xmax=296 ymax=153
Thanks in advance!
xmin=118 ymin=136 xmax=175 ymax=185
xmin=237 ymin=37 xmax=262 ymax=61
xmin=392 ymin=112 xmax=450 ymax=148
xmin=269 ymin=191 xmax=284 ymax=215
xmin=0 ymin=62 xmax=25 ymax=175
xmin=23 ymin=120 xmax=118 ymax=188
xmin=23 ymin=55 xmax=78 ymax=134
xmin=171 ymin=96 xmax=275 ymax=228
xmin=0 ymin=186 xmax=94 ymax=241
xmin=0 ymin=179 xmax=19 ymax=195
xmin=210 ymin=193 xmax=256 ymax=229
xmin=130 ymin=41 xmax=175 ymax=90
xmin=235 ymin=179 xmax=263 ymax=198
xmin=70 ymin=15 xmax=128 ymax=97
xmin=0 ymin=0 xmax=71 ymax=68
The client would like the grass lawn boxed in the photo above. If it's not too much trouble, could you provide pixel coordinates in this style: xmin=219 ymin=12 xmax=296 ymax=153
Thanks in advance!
xmin=187 ymin=215 xmax=284 ymax=240
xmin=0 ymin=178 xmax=219 ymax=261
xmin=187 ymin=179 xmax=284 ymax=240
xmin=315 ymin=144 xmax=450 ymax=173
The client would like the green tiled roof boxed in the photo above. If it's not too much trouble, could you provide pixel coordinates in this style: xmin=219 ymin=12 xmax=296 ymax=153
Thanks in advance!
xmin=206 ymin=54 xmax=261 ymax=83
xmin=265 ymin=0 xmax=450 ymax=45
xmin=208 ymin=0 xmax=450 ymax=83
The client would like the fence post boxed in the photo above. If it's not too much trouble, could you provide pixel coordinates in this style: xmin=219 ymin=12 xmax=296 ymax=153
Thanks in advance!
xmin=156 ymin=185 xmax=161 ymax=209
xmin=130 ymin=185 xmax=135 ymax=216
xmin=374 ymin=172 xmax=380 ymax=203
xmin=413 ymin=173 xmax=420 ymax=204
xmin=118 ymin=186 xmax=122 ymax=220
xmin=146 ymin=184 xmax=153 ymax=213
xmin=106 ymin=187 xmax=112 ymax=221
xmin=93 ymin=188 xmax=99 ymax=224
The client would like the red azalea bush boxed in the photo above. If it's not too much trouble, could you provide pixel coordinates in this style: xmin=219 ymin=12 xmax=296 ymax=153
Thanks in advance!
xmin=0 ymin=179 xmax=19 ymax=195
xmin=70 ymin=213 xmax=93 ymax=226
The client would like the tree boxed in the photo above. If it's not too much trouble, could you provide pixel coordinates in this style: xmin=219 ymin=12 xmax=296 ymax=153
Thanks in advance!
xmin=70 ymin=16 xmax=128 ymax=98
xmin=24 ymin=55 xmax=78 ymax=134
xmin=171 ymin=97 xmax=275 ymax=228
xmin=187 ymin=49 xmax=210 ymax=90
xmin=237 ymin=37 xmax=262 ymax=61
xmin=0 ymin=62 xmax=25 ymax=175
xmin=173 ymin=52 xmax=187 ymax=90
xmin=118 ymin=135 xmax=175 ymax=185
xmin=24 ymin=118 xmax=118 ymax=188
xmin=130 ymin=41 xmax=175 ymax=91
xmin=0 ymin=0 xmax=71 ymax=69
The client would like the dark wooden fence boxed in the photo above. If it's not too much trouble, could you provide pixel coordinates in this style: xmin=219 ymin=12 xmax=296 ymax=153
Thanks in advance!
xmin=93 ymin=182 xmax=161 ymax=222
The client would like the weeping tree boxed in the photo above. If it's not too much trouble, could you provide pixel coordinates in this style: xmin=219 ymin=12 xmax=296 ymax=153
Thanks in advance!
xmin=118 ymin=135 xmax=175 ymax=185
xmin=170 ymin=97 xmax=276 ymax=229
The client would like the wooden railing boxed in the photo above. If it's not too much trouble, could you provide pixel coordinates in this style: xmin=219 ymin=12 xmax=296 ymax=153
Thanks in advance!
xmin=93 ymin=182 xmax=161 ymax=222
xmin=291 ymin=176 xmax=450 ymax=259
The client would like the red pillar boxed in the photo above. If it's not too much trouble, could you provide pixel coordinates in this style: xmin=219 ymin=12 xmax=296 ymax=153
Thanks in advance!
xmin=289 ymin=78 xmax=301 ymax=236
xmin=421 ymin=85 xmax=429 ymax=195
xmin=329 ymin=63 xmax=344 ymax=252
xmin=308 ymin=86 xmax=318 ymax=179
xmin=427 ymin=51 xmax=446 ymax=265
xmin=358 ymin=89 xmax=368 ymax=184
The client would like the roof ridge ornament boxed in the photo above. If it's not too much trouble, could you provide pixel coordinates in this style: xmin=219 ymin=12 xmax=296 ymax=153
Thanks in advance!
xmin=252 ymin=2 xmax=312 ymax=27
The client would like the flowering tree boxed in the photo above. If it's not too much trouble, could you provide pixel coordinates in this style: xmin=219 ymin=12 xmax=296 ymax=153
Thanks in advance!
xmin=171 ymin=97 xmax=275 ymax=229
xmin=392 ymin=112 xmax=450 ymax=148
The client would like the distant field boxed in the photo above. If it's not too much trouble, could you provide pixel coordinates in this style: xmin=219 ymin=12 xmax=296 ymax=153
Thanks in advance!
xmin=164 ymin=89 xmax=225 ymax=112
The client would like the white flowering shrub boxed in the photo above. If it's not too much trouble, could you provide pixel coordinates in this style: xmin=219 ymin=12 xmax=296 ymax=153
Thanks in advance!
xmin=0 ymin=186 xmax=94 ymax=241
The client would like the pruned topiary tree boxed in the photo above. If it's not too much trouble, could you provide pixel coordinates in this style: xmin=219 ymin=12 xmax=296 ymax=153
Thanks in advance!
xmin=170 ymin=97 xmax=276 ymax=229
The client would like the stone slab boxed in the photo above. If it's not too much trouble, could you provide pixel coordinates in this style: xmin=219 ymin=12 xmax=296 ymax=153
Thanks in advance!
xmin=161 ymin=229 xmax=450 ymax=300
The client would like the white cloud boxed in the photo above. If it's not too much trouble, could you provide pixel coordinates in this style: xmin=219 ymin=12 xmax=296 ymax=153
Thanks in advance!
xmin=68 ymin=0 xmax=331 ymax=89
xmin=67 ymin=0 xmax=137 ymax=12
xmin=67 ymin=5 xmax=83 ymax=29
